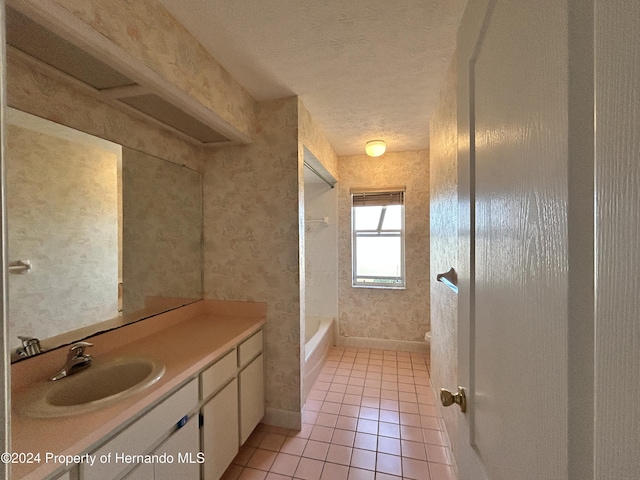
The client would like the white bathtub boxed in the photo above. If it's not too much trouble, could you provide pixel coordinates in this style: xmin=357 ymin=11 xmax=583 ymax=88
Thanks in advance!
xmin=303 ymin=316 xmax=335 ymax=403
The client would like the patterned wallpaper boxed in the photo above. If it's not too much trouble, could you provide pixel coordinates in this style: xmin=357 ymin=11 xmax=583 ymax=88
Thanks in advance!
xmin=50 ymin=0 xmax=256 ymax=140
xmin=7 ymin=124 xmax=119 ymax=349
xmin=337 ymin=151 xmax=430 ymax=343
xmin=122 ymin=147 xmax=202 ymax=314
xmin=204 ymin=98 xmax=303 ymax=417
xmin=7 ymin=49 xmax=206 ymax=172
xmin=429 ymin=54 xmax=459 ymax=453
xmin=298 ymin=99 xmax=339 ymax=180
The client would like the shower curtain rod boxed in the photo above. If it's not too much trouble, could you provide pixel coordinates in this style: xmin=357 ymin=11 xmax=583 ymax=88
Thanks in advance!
xmin=304 ymin=161 xmax=335 ymax=189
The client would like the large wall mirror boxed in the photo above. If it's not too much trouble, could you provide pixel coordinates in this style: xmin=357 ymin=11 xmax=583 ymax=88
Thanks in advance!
xmin=7 ymin=108 xmax=203 ymax=362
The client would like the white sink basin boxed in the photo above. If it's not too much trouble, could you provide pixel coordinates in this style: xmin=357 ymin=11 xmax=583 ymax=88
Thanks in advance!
xmin=21 ymin=356 xmax=165 ymax=418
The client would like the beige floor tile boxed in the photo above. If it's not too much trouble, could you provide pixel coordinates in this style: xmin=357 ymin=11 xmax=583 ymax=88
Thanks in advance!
xmin=402 ymin=457 xmax=430 ymax=480
xmin=320 ymin=462 xmax=349 ymax=480
xmin=347 ymin=466 xmax=375 ymax=480
xmin=243 ymin=348 xmax=457 ymax=480
xmin=350 ymin=448 xmax=377 ymax=471
xmin=238 ymin=467 xmax=268 ymax=480
xmin=269 ymin=452 xmax=300 ymax=476
xmin=294 ymin=457 xmax=324 ymax=480
xmin=279 ymin=436 xmax=308 ymax=456
xmin=247 ymin=449 xmax=277 ymax=471
xmin=302 ymin=440 xmax=330 ymax=461
xmin=375 ymin=452 xmax=402 ymax=477
xmin=377 ymin=436 xmax=401 ymax=456
xmin=326 ymin=444 xmax=353 ymax=465
xmin=332 ymin=428 xmax=356 ymax=447
xmin=401 ymin=439 xmax=427 ymax=461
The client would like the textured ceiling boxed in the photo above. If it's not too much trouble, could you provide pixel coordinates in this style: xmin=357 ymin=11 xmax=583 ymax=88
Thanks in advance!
xmin=157 ymin=0 xmax=467 ymax=155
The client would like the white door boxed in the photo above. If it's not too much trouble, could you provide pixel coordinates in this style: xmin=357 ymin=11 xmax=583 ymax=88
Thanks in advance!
xmin=455 ymin=1 xmax=583 ymax=478
xmin=593 ymin=1 xmax=640 ymax=478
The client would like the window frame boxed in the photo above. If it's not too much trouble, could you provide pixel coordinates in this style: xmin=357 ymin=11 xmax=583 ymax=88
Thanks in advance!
xmin=351 ymin=188 xmax=406 ymax=289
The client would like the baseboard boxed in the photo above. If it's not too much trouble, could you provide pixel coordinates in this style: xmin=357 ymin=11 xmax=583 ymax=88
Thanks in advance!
xmin=262 ymin=407 xmax=302 ymax=430
xmin=337 ymin=335 xmax=429 ymax=353
xmin=431 ymin=383 xmax=457 ymax=477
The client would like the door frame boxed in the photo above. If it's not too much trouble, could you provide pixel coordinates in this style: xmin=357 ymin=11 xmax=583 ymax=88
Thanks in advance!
xmin=456 ymin=0 xmax=494 ymax=477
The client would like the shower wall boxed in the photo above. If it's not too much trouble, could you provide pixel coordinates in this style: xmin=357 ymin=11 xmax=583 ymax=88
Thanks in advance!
xmin=304 ymin=179 xmax=338 ymax=319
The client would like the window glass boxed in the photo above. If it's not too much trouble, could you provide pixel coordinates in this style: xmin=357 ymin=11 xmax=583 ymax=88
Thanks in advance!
xmin=381 ymin=205 xmax=402 ymax=230
xmin=355 ymin=236 xmax=402 ymax=278
xmin=354 ymin=206 xmax=383 ymax=230
xmin=351 ymin=190 xmax=405 ymax=288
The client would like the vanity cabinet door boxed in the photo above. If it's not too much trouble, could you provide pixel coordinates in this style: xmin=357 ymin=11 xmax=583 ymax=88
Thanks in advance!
xmin=122 ymin=463 xmax=153 ymax=480
xmin=52 ymin=469 xmax=74 ymax=480
xmin=83 ymin=379 xmax=198 ymax=480
xmin=202 ymin=378 xmax=238 ymax=480
xmin=154 ymin=416 xmax=200 ymax=480
xmin=239 ymin=353 xmax=264 ymax=444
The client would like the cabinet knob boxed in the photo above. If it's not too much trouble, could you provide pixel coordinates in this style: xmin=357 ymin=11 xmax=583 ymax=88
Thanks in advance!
xmin=440 ymin=386 xmax=467 ymax=412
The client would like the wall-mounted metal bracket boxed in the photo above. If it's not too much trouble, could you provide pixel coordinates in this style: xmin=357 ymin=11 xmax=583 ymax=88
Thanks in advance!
xmin=436 ymin=267 xmax=458 ymax=293
xmin=9 ymin=260 xmax=32 ymax=274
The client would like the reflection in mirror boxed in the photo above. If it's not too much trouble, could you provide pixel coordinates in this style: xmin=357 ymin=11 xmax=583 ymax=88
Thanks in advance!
xmin=7 ymin=109 xmax=203 ymax=362
xmin=122 ymin=147 xmax=202 ymax=316
xmin=7 ymin=108 xmax=122 ymax=352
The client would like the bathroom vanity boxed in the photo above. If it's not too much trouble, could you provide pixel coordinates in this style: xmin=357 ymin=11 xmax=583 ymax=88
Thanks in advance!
xmin=11 ymin=300 xmax=266 ymax=480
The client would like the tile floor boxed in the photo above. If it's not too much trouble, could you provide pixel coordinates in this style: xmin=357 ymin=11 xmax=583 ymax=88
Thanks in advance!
xmin=222 ymin=346 xmax=456 ymax=480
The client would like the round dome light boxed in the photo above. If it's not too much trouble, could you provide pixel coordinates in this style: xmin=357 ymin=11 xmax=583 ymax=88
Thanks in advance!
xmin=365 ymin=140 xmax=386 ymax=157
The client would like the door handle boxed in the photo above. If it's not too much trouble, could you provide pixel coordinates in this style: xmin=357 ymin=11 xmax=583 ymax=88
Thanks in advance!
xmin=440 ymin=386 xmax=466 ymax=412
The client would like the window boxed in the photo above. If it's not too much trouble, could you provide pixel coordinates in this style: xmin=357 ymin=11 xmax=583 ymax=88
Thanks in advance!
xmin=351 ymin=188 xmax=405 ymax=288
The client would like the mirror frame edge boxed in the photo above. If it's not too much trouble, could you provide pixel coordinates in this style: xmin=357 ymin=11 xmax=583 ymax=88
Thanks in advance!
xmin=1 ymin=0 xmax=13 ymax=474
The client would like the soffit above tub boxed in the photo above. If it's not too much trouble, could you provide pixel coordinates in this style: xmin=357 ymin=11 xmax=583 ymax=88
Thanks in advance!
xmin=5 ymin=5 xmax=233 ymax=146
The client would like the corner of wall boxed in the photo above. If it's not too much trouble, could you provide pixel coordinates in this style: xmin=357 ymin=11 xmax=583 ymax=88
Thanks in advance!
xmin=429 ymin=50 xmax=459 ymax=463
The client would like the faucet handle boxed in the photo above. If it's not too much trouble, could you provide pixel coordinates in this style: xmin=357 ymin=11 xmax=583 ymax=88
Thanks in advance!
xmin=69 ymin=341 xmax=93 ymax=357
xmin=17 ymin=336 xmax=42 ymax=357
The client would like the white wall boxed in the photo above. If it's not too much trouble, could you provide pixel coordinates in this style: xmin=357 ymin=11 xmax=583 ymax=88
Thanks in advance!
xmin=304 ymin=179 xmax=338 ymax=320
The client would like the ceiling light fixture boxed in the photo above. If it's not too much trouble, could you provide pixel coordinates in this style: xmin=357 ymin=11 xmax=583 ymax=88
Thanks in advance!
xmin=365 ymin=140 xmax=386 ymax=157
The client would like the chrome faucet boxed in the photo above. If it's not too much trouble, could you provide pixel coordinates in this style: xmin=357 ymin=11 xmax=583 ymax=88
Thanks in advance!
xmin=50 ymin=342 xmax=94 ymax=381
xmin=17 ymin=336 xmax=43 ymax=357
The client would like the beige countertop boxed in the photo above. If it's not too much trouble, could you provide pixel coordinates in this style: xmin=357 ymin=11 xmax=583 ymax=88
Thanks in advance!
xmin=10 ymin=299 xmax=266 ymax=480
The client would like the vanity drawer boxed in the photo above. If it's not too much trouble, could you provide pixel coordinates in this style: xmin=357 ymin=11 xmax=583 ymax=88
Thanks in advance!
xmin=201 ymin=348 xmax=237 ymax=399
xmin=83 ymin=378 xmax=198 ymax=480
xmin=238 ymin=329 xmax=263 ymax=367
